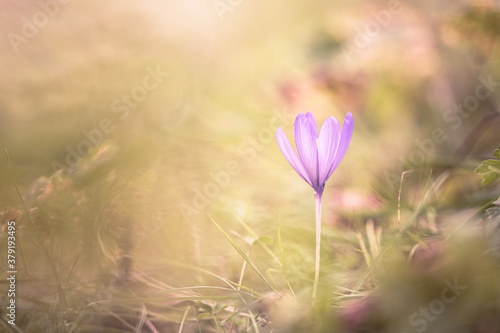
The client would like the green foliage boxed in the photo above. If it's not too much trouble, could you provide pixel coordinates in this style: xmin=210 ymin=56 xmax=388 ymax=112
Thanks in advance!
xmin=3 ymin=1 xmax=500 ymax=332
xmin=475 ymin=143 xmax=500 ymax=185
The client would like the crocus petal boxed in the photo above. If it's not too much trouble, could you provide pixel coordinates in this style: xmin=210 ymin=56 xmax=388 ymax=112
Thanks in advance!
xmin=305 ymin=112 xmax=318 ymax=139
xmin=275 ymin=126 xmax=313 ymax=187
xmin=325 ymin=112 xmax=353 ymax=180
xmin=294 ymin=113 xmax=319 ymax=188
xmin=317 ymin=116 xmax=341 ymax=185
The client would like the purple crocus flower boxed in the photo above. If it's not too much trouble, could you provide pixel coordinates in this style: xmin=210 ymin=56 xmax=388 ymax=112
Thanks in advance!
xmin=275 ymin=111 xmax=353 ymax=305
xmin=275 ymin=112 xmax=353 ymax=196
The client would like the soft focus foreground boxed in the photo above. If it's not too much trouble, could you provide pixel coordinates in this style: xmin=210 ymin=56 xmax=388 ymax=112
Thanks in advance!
xmin=1 ymin=0 xmax=500 ymax=332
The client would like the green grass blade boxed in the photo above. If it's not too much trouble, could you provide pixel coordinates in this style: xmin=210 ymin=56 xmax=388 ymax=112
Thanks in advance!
xmin=178 ymin=306 xmax=190 ymax=333
xmin=235 ymin=216 xmax=282 ymax=267
xmin=208 ymin=214 xmax=277 ymax=291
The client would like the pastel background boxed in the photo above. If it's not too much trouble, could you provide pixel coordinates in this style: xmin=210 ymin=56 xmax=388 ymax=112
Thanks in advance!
xmin=1 ymin=0 xmax=500 ymax=332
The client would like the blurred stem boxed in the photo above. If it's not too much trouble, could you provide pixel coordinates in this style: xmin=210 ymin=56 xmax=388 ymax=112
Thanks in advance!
xmin=5 ymin=149 xmax=65 ymax=313
xmin=312 ymin=190 xmax=323 ymax=306
xmin=238 ymin=253 xmax=248 ymax=289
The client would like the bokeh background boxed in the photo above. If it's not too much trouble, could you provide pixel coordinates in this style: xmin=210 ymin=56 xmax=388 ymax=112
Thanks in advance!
xmin=1 ymin=0 xmax=500 ymax=332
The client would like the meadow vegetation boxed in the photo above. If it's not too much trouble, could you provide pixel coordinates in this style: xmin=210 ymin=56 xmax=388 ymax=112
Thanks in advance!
xmin=1 ymin=0 xmax=500 ymax=332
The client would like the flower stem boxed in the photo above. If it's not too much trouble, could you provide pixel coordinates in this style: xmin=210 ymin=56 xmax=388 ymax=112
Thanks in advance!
xmin=312 ymin=191 xmax=323 ymax=306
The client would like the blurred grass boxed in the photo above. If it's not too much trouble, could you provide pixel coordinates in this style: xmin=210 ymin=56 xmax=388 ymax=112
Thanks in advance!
xmin=1 ymin=0 xmax=500 ymax=332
